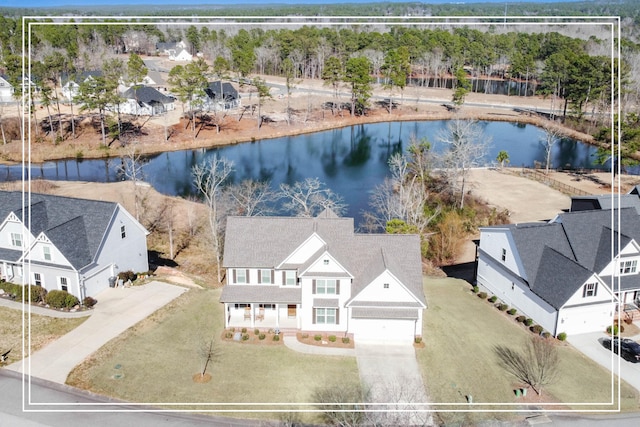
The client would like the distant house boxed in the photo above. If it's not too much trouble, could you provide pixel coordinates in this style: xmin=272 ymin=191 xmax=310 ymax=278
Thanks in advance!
xmin=0 ymin=74 xmax=13 ymax=102
xmin=221 ymin=209 xmax=426 ymax=344
xmin=0 ymin=191 xmax=149 ymax=300
xmin=156 ymin=41 xmax=187 ymax=56
xmin=61 ymin=71 xmax=103 ymax=102
xmin=203 ymin=81 xmax=241 ymax=112
xmin=170 ymin=49 xmax=193 ymax=62
xmin=117 ymin=85 xmax=175 ymax=116
xmin=476 ymin=208 xmax=640 ymax=336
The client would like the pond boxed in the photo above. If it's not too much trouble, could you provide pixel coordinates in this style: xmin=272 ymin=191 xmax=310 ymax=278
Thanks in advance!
xmin=1 ymin=120 xmax=605 ymax=225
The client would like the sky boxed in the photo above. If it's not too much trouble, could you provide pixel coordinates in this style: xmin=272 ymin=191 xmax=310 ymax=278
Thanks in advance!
xmin=5 ymin=0 xmax=587 ymax=9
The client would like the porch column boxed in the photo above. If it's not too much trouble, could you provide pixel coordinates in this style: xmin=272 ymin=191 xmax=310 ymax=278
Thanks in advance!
xmin=250 ymin=303 xmax=255 ymax=328
xmin=297 ymin=303 xmax=301 ymax=329
xmin=224 ymin=303 xmax=229 ymax=328
xmin=275 ymin=303 xmax=280 ymax=328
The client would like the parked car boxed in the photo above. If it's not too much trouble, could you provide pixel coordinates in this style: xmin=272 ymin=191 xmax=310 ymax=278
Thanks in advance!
xmin=603 ymin=337 xmax=640 ymax=362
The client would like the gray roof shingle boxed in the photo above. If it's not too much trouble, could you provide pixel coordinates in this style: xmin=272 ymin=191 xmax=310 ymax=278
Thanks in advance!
xmin=0 ymin=191 xmax=118 ymax=270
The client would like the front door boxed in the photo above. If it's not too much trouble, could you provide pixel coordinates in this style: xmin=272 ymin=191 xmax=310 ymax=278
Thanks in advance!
xmin=287 ymin=304 xmax=297 ymax=318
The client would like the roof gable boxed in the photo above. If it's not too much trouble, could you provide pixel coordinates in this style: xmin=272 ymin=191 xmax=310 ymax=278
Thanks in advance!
xmin=122 ymin=85 xmax=174 ymax=104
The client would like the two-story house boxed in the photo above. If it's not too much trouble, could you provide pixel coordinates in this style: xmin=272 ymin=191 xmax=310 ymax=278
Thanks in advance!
xmin=0 ymin=191 xmax=149 ymax=300
xmin=220 ymin=209 xmax=426 ymax=343
xmin=476 ymin=208 xmax=640 ymax=336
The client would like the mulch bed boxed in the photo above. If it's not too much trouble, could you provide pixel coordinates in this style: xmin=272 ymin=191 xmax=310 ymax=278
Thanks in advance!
xmin=220 ymin=328 xmax=283 ymax=345
xmin=296 ymin=332 xmax=355 ymax=349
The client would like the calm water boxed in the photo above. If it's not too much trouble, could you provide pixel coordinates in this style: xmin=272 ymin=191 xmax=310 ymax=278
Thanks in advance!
xmin=2 ymin=120 xmax=604 ymax=224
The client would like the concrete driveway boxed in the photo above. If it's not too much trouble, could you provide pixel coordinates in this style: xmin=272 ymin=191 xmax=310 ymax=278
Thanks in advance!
xmin=6 ymin=281 xmax=187 ymax=384
xmin=355 ymin=343 xmax=433 ymax=426
xmin=568 ymin=332 xmax=640 ymax=393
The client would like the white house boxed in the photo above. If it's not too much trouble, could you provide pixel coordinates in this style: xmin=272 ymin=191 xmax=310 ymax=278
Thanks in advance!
xmin=116 ymin=85 xmax=175 ymax=116
xmin=203 ymin=81 xmax=241 ymax=112
xmin=476 ymin=208 xmax=640 ymax=336
xmin=170 ymin=49 xmax=193 ymax=62
xmin=220 ymin=209 xmax=426 ymax=344
xmin=0 ymin=191 xmax=149 ymax=300
xmin=0 ymin=74 xmax=13 ymax=102
xmin=61 ymin=71 xmax=102 ymax=102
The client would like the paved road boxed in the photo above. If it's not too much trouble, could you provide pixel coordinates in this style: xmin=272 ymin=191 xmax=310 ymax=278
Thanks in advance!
xmin=5 ymin=281 xmax=187 ymax=384
xmin=568 ymin=332 xmax=640 ymax=393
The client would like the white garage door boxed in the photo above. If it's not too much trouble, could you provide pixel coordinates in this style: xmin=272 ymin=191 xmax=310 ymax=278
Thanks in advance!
xmin=558 ymin=305 xmax=611 ymax=335
xmin=350 ymin=318 xmax=416 ymax=344
xmin=83 ymin=266 xmax=113 ymax=299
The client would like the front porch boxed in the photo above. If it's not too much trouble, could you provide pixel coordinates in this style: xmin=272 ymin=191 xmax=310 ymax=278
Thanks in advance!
xmin=225 ymin=302 xmax=300 ymax=330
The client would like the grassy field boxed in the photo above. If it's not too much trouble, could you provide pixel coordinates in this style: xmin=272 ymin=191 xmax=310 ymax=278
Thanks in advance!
xmin=66 ymin=287 xmax=359 ymax=424
xmin=417 ymin=277 xmax=640 ymax=425
xmin=0 ymin=306 xmax=88 ymax=365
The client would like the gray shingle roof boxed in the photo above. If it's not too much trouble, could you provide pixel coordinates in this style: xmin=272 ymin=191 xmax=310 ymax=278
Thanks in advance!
xmin=571 ymin=194 xmax=640 ymax=216
xmin=220 ymin=285 xmax=301 ymax=303
xmin=205 ymin=81 xmax=238 ymax=101
xmin=0 ymin=247 xmax=22 ymax=262
xmin=223 ymin=212 xmax=425 ymax=306
xmin=122 ymin=85 xmax=174 ymax=104
xmin=351 ymin=308 xmax=420 ymax=320
xmin=0 ymin=191 xmax=118 ymax=270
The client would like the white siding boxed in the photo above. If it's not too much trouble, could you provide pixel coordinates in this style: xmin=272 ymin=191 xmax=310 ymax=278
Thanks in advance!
xmin=351 ymin=271 xmax=417 ymax=303
xmin=299 ymin=276 xmax=350 ymax=333
xmin=304 ymin=252 xmax=349 ymax=275
xmin=350 ymin=318 xmax=417 ymax=344
xmin=563 ymin=275 xmax=612 ymax=307
xmin=557 ymin=304 xmax=613 ymax=335
xmin=478 ymin=228 xmax=528 ymax=281
xmin=279 ymin=234 xmax=324 ymax=265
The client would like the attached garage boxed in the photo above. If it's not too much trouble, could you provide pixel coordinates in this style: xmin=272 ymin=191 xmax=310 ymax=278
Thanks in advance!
xmin=557 ymin=304 xmax=612 ymax=336
xmin=349 ymin=308 xmax=419 ymax=344
xmin=83 ymin=264 xmax=114 ymax=299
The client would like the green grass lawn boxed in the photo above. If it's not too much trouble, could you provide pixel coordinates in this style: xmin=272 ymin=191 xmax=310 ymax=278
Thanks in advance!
xmin=417 ymin=277 xmax=639 ymax=425
xmin=0 ymin=306 xmax=88 ymax=365
xmin=66 ymin=287 xmax=359 ymax=423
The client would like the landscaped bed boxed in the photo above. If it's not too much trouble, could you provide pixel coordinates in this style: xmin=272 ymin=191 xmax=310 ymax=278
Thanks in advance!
xmin=66 ymin=288 xmax=359 ymax=424
xmin=418 ymin=277 xmax=639 ymax=425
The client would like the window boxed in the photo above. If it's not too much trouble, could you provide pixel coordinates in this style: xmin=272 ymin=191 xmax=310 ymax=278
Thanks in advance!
xmin=501 ymin=248 xmax=507 ymax=262
xmin=43 ymin=246 xmax=51 ymax=261
xmin=59 ymin=277 xmax=68 ymax=292
xmin=11 ymin=232 xmax=22 ymax=247
xmin=260 ymin=269 xmax=272 ymax=284
xmin=314 ymin=308 xmax=337 ymax=325
xmin=259 ymin=304 xmax=275 ymax=310
xmin=285 ymin=270 xmax=297 ymax=286
xmin=315 ymin=279 xmax=337 ymax=295
xmin=234 ymin=303 xmax=249 ymax=309
xmin=619 ymin=260 xmax=638 ymax=275
xmin=235 ymin=269 xmax=247 ymax=284
xmin=120 ymin=225 xmax=126 ymax=239
xmin=583 ymin=282 xmax=597 ymax=298
xmin=323 ymin=259 xmax=329 ymax=265
xmin=383 ymin=283 xmax=389 ymax=289
xmin=33 ymin=273 xmax=42 ymax=287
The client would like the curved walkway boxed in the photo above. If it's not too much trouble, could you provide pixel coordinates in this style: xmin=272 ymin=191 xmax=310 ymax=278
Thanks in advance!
xmin=5 ymin=281 xmax=187 ymax=384
xmin=282 ymin=333 xmax=355 ymax=356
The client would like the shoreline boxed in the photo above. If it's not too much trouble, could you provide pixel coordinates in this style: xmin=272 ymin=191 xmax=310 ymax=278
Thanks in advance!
xmin=0 ymin=103 xmax=599 ymax=166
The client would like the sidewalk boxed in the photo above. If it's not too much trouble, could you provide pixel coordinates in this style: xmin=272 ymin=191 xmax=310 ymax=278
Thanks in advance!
xmin=6 ymin=281 xmax=187 ymax=384
xmin=0 ymin=296 xmax=92 ymax=319
xmin=282 ymin=333 xmax=355 ymax=356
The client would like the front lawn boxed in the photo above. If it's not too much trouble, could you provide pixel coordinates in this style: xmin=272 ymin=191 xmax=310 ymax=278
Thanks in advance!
xmin=417 ymin=277 xmax=639 ymax=425
xmin=67 ymin=287 xmax=359 ymax=423
xmin=0 ymin=306 xmax=88 ymax=365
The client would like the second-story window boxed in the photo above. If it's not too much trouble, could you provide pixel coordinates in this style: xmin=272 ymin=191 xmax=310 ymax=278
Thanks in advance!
xmin=620 ymin=260 xmax=638 ymax=275
xmin=235 ymin=269 xmax=247 ymax=284
xmin=583 ymin=282 xmax=597 ymax=297
xmin=315 ymin=279 xmax=337 ymax=295
xmin=285 ymin=270 xmax=296 ymax=286
xmin=260 ymin=269 xmax=272 ymax=284
xmin=43 ymin=246 xmax=51 ymax=261
xmin=120 ymin=225 xmax=126 ymax=239
xmin=501 ymin=248 xmax=507 ymax=262
xmin=11 ymin=232 xmax=22 ymax=247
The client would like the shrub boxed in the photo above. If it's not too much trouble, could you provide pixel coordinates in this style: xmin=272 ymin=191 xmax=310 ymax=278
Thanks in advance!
xmin=28 ymin=285 xmax=47 ymax=303
xmin=488 ymin=295 xmax=497 ymax=303
xmin=230 ymin=327 xmax=235 ymax=333
xmin=415 ymin=337 xmax=422 ymax=344
xmin=254 ymin=328 xmax=260 ymax=335
xmin=477 ymin=292 xmax=487 ymax=299
xmin=498 ymin=303 xmax=508 ymax=311
xmin=117 ymin=270 xmax=137 ymax=282
xmin=45 ymin=290 xmax=71 ymax=308
xmin=242 ymin=333 xmax=249 ymax=341
xmin=241 ymin=328 xmax=247 ymax=333
xmin=225 ymin=331 xmax=233 ymax=339
xmin=524 ymin=318 xmax=534 ymax=326
xmin=328 ymin=335 xmax=337 ymax=342
xmin=472 ymin=285 xmax=479 ymax=293
xmin=64 ymin=293 xmax=79 ymax=308
xmin=530 ymin=324 xmax=544 ymax=334
xmin=342 ymin=337 xmax=350 ymax=344
xmin=541 ymin=332 xmax=551 ymax=339
xmin=515 ymin=315 xmax=526 ymax=323
xmin=507 ymin=308 xmax=517 ymax=315
xmin=259 ymin=333 xmax=266 ymax=340
xmin=82 ymin=296 xmax=97 ymax=308
xmin=557 ymin=332 xmax=567 ymax=341
xmin=314 ymin=334 xmax=322 ymax=341
xmin=273 ymin=335 xmax=280 ymax=341
xmin=301 ymin=333 xmax=309 ymax=339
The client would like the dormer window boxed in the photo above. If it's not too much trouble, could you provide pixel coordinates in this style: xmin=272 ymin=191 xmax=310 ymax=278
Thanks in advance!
xmin=11 ymin=232 xmax=22 ymax=247
xmin=583 ymin=282 xmax=597 ymax=298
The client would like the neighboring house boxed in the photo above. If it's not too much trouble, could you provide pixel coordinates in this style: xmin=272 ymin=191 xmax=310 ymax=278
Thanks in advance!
xmin=203 ymin=81 xmax=241 ymax=112
xmin=0 ymin=191 xmax=149 ymax=300
xmin=571 ymin=194 xmax=640 ymax=216
xmin=476 ymin=208 xmax=640 ymax=336
xmin=117 ymin=85 xmax=175 ymax=116
xmin=156 ymin=41 xmax=187 ymax=56
xmin=220 ymin=209 xmax=426 ymax=344
xmin=0 ymin=74 xmax=13 ymax=102
xmin=170 ymin=49 xmax=193 ymax=62
xmin=61 ymin=71 xmax=103 ymax=102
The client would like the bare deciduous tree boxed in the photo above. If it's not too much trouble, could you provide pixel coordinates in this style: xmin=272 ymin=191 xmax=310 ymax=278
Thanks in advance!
xmin=437 ymin=118 xmax=490 ymax=209
xmin=313 ymin=381 xmax=371 ymax=427
xmin=224 ymin=179 xmax=277 ymax=217
xmin=117 ymin=145 xmax=148 ymax=222
xmin=198 ymin=335 xmax=220 ymax=379
xmin=494 ymin=336 xmax=560 ymax=396
xmin=192 ymin=156 xmax=234 ymax=283
xmin=279 ymin=178 xmax=346 ymax=218
xmin=540 ymin=120 xmax=563 ymax=175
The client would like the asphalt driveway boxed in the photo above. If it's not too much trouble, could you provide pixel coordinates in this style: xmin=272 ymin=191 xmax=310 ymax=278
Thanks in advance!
xmin=568 ymin=331 xmax=640 ymax=393
xmin=355 ymin=343 xmax=433 ymax=425
xmin=6 ymin=281 xmax=187 ymax=384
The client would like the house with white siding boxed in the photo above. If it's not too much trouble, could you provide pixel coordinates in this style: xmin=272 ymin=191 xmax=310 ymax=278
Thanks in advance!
xmin=476 ymin=208 xmax=640 ymax=336
xmin=117 ymin=85 xmax=175 ymax=116
xmin=221 ymin=209 xmax=426 ymax=344
xmin=0 ymin=191 xmax=149 ymax=300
